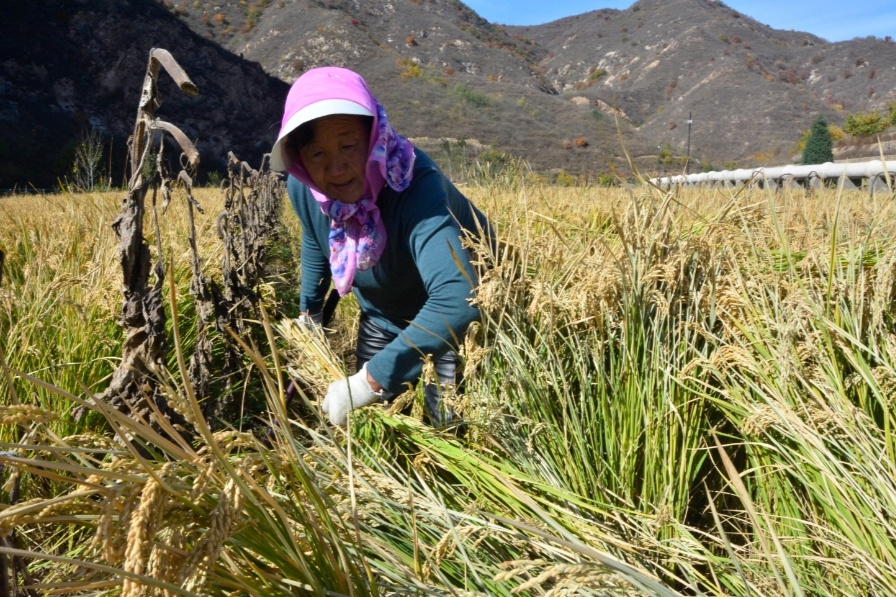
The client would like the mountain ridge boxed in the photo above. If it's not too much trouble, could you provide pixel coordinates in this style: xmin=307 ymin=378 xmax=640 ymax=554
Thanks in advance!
xmin=3 ymin=0 xmax=896 ymax=188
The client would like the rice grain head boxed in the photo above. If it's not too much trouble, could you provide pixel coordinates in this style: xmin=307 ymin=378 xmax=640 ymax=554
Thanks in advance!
xmin=711 ymin=345 xmax=756 ymax=374
xmin=741 ymin=405 xmax=779 ymax=437
xmin=422 ymin=525 xmax=480 ymax=582
xmin=0 ymin=404 xmax=58 ymax=426
xmin=147 ymin=527 xmax=186 ymax=590
xmin=122 ymin=470 xmax=170 ymax=596
xmin=181 ymin=476 xmax=243 ymax=592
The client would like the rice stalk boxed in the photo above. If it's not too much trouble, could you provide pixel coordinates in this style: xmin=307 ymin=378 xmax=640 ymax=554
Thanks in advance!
xmin=6 ymin=184 xmax=896 ymax=594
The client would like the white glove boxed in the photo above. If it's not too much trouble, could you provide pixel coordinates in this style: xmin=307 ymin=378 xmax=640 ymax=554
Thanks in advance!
xmin=321 ymin=364 xmax=383 ymax=426
xmin=296 ymin=311 xmax=324 ymax=330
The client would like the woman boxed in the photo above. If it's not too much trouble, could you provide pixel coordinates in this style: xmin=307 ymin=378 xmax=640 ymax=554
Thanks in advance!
xmin=269 ymin=66 xmax=492 ymax=428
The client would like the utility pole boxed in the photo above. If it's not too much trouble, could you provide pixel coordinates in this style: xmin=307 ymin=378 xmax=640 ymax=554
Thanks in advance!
xmin=686 ymin=112 xmax=693 ymax=174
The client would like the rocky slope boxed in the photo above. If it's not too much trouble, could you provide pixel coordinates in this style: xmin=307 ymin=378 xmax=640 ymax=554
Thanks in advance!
xmin=208 ymin=0 xmax=634 ymax=177
xmin=4 ymin=0 xmax=896 ymax=189
xmin=154 ymin=0 xmax=896 ymax=173
xmin=510 ymin=0 xmax=896 ymax=169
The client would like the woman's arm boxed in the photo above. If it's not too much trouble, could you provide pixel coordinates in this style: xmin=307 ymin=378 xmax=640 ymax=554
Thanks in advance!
xmin=287 ymin=176 xmax=331 ymax=313
xmin=365 ymin=170 xmax=481 ymax=393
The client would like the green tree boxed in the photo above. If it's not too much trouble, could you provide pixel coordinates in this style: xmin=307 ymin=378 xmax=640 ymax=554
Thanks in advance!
xmin=802 ymin=115 xmax=834 ymax=165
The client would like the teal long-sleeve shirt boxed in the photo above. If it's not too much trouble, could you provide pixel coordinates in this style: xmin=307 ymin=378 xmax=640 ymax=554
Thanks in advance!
xmin=287 ymin=148 xmax=492 ymax=394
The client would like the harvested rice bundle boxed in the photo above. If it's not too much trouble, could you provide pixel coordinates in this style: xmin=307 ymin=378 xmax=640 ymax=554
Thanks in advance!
xmin=275 ymin=317 xmax=345 ymax=394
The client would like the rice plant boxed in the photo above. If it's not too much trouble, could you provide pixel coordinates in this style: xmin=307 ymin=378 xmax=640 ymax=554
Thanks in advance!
xmin=2 ymin=178 xmax=896 ymax=595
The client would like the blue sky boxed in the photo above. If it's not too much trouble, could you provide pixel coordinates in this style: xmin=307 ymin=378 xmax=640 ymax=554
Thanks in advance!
xmin=463 ymin=1 xmax=896 ymax=42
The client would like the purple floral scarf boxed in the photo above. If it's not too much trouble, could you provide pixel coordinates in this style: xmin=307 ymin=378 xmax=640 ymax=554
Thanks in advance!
xmin=313 ymin=101 xmax=415 ymax=295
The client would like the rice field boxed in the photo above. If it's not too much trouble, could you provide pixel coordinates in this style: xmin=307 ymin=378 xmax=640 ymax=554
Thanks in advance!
xmin=2 ymin=176 xmax=896 ymax=595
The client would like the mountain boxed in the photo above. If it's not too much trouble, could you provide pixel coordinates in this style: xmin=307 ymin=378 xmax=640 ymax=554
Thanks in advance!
xmin=508 ymin=0 xmax=896 ymax=169
xmin=191 ymin=0 xmax=634 ymax=177
xmin=4 ymin=0 xmax=896 ymax=189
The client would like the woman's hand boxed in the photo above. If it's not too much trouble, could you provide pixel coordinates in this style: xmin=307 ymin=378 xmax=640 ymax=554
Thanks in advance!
xmin=322 ymin=364 xmax=383 ymax=425
xmin=296 ymin=311 xmax=324 ymax=330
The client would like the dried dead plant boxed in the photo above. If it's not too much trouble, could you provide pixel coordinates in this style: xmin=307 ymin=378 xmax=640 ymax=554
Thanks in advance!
xmin=95 ymin=48 xmax=200 ymax=425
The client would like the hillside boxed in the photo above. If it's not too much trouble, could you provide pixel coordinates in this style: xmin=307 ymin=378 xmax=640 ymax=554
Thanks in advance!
xmin=510 ymin=0 xmax=896 ymax=170
xmin=186 ymin=0 xmax=637 ymax=177
xmin=4 ymin=0 xmax=896 ymax=189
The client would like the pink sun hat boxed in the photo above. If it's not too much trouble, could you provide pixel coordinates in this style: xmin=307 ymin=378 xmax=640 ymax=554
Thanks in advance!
xmin=269 ymin=67 xmax=375 ymax=172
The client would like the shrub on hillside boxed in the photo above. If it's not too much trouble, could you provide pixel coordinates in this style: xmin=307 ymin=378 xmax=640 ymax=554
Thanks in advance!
xmin=843 ymin=110 xmax=889 ymax=137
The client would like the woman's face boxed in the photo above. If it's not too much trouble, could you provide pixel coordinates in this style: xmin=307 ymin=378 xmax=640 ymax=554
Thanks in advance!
xmin=299 ymin=114 xmax=370 ymax=204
